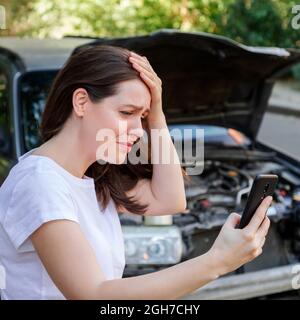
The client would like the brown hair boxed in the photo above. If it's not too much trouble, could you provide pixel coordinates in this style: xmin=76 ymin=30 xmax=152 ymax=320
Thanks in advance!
xmin=40 ymin=44 xmax=189 ymax=215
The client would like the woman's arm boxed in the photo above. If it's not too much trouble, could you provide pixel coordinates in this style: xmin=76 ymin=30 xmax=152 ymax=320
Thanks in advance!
xmin=118 ymin=52 xmax=186 ymax=216
xmin=146 ymin=113 xmax=187 ymax=214
xmin=119 ymin=113 xmax=187 ymax=216
xmin=30 ymin=196 xmax=272 ymax=300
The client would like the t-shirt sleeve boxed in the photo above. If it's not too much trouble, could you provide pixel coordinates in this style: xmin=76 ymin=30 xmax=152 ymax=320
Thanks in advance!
xmin=3 ymin=170 xmax=79 ymax=253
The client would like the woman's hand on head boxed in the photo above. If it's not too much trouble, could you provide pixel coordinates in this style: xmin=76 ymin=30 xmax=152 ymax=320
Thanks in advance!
xmin=207 ymin=196 xmax=272 ymax=276
xmin=128 ymin=51 xmax=164 ymax=124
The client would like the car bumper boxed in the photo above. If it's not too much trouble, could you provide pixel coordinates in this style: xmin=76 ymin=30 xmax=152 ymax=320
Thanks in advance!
xmin=181 ymin=264 xmax=300 ymax=300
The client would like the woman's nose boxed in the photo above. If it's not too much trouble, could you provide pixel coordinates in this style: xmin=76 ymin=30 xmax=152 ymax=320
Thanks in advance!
xmin=128 ymin=119 xmax=145 ymax=140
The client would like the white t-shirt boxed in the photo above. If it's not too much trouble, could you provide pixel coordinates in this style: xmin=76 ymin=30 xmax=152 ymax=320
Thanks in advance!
xmin=0 ymin=148 xmax=126 ymax=300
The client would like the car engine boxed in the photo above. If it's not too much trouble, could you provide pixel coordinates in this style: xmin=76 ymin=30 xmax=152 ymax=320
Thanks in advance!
xmin=121 ymin=147 xmax=300 ymax=282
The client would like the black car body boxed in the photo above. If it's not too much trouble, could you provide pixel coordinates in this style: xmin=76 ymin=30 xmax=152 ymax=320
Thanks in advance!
xmin=1 ymin=30 xmax=300 ymax=299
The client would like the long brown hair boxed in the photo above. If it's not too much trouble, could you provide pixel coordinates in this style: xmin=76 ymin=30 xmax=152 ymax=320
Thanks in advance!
xmin=40 ymin=44 xmax=189 ymax=215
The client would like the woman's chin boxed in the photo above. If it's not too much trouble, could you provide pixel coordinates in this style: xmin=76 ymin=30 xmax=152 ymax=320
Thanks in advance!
xmin=96 ymin=154 xmax=127 ymax=165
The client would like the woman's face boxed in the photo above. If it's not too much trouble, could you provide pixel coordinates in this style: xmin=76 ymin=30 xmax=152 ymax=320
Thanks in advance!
xmin=74 ymin=78 xmax=151 ymax=165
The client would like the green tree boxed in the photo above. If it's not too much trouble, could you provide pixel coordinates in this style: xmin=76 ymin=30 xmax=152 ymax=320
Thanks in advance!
xmin=1 ymin=0 xmax=299 ymax=50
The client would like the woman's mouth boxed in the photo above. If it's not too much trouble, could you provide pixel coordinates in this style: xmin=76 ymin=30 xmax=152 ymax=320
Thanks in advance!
xmin=117 ymin=142 xmax=132 ymax=152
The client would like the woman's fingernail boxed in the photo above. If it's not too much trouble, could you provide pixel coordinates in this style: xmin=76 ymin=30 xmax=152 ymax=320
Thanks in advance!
xmin=268 ymin=196 xmax=273 ymax=204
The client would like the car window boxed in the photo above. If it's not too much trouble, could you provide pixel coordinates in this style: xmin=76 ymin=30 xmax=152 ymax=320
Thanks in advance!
xmin=20 ymin=71 xmax=58 ymax=150
xmin=0 ymin=69 xmax=11 ymax=156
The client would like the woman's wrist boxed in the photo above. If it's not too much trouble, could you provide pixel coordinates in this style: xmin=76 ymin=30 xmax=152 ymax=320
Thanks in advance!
xmin=202 ymin=248 xmax=228 ymax=279
xmin=147 ymin=112 xmax=166 ymax=128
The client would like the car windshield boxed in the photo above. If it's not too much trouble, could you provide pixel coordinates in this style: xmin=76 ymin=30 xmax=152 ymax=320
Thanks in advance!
xmin=19 ymin=71 xmax=250 ymax=152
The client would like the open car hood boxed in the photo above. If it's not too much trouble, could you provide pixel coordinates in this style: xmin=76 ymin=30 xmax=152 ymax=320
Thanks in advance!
xmin=73 ymin=29 xmax=300 ymax=139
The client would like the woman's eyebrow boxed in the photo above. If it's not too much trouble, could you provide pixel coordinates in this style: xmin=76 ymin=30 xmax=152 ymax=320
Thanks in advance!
xmin=120 ymin=104 xmax=150 ymax=113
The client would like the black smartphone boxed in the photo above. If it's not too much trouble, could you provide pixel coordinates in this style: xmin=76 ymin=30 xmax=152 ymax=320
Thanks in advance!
xmin=237 ymin=174 xmax=278 ymax=229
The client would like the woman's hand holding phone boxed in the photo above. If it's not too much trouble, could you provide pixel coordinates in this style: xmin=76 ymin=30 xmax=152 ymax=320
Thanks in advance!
xmin=207 ymin=196 xmax=273 ymax=277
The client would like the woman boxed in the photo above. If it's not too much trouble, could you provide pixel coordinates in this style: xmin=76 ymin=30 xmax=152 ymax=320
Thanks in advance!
xmin=0 ymin=45 xmax=271 ymax=300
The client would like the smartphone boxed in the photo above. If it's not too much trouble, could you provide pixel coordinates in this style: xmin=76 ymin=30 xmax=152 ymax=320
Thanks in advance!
xmin=237 ymin=174 xmax=278 ymax=229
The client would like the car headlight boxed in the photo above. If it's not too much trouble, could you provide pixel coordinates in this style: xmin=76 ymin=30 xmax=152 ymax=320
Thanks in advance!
xmin=121 ymin=225 xmax=183 ymax=265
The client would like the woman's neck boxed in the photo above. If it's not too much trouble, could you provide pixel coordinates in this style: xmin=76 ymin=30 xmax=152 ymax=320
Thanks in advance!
xmin=32 ymin=127 xmax=94 ymax=179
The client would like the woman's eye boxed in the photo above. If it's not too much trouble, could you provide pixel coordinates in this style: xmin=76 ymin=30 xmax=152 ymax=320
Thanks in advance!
xmin=141 ymin=113 xmax=148 ymax=119
xmin=120 ymin=111 xmax=133 ymax=116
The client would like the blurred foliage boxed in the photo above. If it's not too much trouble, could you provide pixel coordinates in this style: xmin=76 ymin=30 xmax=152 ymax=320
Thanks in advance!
xmin=1 ymin=0 xmax=300 ymax=78
xmin=1 ymin=0 xmax=299 ymax=43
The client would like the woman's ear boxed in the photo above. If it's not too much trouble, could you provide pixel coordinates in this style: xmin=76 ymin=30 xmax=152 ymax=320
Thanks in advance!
xmin=72 ymin=88 xmax=89 ymax=118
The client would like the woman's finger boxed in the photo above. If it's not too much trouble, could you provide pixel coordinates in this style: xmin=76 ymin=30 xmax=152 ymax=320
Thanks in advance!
xmin=224 ymin=212 xmax=241 ymax=229
xmin=260 ymin=236 xmax=266 ymax=248
xmin=130 ymin=51 xmax=149 ymax=63
xmin=256 ymin=216 xmax=271 ymax=239
xmin=130 ymin=52 xmax=157 ymax=75
xmin=244 ymin=196 xmax=272 ymax=234
xmin=129 ymin=56 xmax=153 ymax=73
xmin=139 ymin=71 xmax=156 ymax=88
xmin=131 ymin=62 xmax=156 ymax=81
xmin=129 ymin=57 xmax=160 ymax=83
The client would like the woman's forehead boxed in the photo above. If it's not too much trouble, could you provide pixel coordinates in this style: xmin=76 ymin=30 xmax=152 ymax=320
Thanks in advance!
xmin=115 ymin=79 xmax=151 ymax=107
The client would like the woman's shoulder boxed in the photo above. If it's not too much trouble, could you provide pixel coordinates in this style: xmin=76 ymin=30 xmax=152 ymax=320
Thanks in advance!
xmin=0 ymin=157 xmax=80 ymax=254
xmin=3 ymin=155 xmax=70 ymax=197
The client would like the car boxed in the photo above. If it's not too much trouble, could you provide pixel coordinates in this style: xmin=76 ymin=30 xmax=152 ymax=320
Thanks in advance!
xmin=1 ymin=29 xmax=300 ymax=300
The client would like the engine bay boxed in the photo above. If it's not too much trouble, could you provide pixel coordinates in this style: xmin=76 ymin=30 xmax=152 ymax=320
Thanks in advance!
xmin=121 ymin=146 xmax=300 ymax=278
xmin=182 ymin=158 xmax=294 ymax=228
xmin=173 ymin=148 xmax=300 ymax=274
